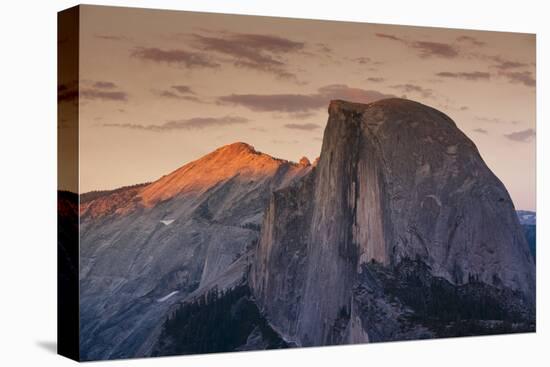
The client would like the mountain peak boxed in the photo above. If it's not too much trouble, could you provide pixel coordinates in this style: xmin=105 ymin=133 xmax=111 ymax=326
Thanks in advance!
xmin=217 ymin=142 xmax=258 ymax=155
xmin=327 ymin=98 xmax=457 ymax=136
xmin=138 ymin=142 xmax=307 ymax=206
xmin=298 ymin=156 xmax=311 ymax=167
xmin=329 ymin=98 xmax=443 ymax=114
xmin=81 ymin=142 xmax=314 ymax=217
xmin=328 ymin=99 xmax=372 ymax=114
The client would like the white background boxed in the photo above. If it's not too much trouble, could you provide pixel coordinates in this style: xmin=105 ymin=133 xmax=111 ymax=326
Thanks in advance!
xmin=0 ymin=0 xmax=548 ymax=365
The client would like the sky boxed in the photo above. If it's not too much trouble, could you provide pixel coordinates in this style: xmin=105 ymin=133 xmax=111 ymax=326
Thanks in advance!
xmin=61 ymin=5 xmax=536 ymax=210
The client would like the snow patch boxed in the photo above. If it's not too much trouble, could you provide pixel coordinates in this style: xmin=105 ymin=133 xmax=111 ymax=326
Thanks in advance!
xmin=157 ymin=291 xmax=179 ymax=302
xmin=160 ymin=219 xmax=175 ymax=226
xmin=425 ymin=194 xmax=442 ymax=207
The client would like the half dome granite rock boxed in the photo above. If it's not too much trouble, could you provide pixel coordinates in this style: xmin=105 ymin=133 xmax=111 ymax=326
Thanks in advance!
xmin=250 ymin=98 xmax=535 ymax=346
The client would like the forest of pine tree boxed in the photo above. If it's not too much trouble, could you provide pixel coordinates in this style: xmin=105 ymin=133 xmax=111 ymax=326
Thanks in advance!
xmin=152 ymin=285 xmax=288 ymax=356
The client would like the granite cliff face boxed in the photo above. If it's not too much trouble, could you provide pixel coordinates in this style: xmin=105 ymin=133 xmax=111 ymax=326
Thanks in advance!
xmin=250 ymin=99 xmax=535 ymax=346
xmin=79 ymin=143 xmax=311 ymax=360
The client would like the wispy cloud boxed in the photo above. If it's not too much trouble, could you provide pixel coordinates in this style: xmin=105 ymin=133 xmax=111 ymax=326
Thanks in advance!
xmin=131 ymin=47 xmax=219 ymax=68
xmin=489 ymin=55 xmax=529 ymax=71
xmin=351 ymin=57 xmax=372 ymax=65
xmin=436 ymin=71 xmax=491 ymax=81
xmin=218 ymin=84 xmax=394 ymax=113
xmin=366 ymin=77 xmax=385 ymax=83
xmin=171 ymin=85 xmax=195 ymax=94
xmin=152 ymin=85 xmax=203 ymax=102
xmin=103 ymin=116 xmax=249 ymax=132
xmin=390 ymin=83 xmax=433 ymax=98
xmin=191 ymin=32 xmax=305 ymax=81
xmin=271 ymin=139 xmax=299 ymax=144
xmin=219 ymin=94 xmax=325 ymax=113
xmin=318 ymin=84 xmax=394 ymax=104
xmin=284 ymin=123 xmax=321 ymax=131
xmin=475 ymin=116 xmax=521 ymax=125
xmin=94 ymin=34 xmax=131 ymax=42
xmin=473 ymin=128 xmax=488 ymax=134
xmin=93 ymin=81 xmax=117 ymax=89
xmin=152 ymin=90 xmax=203 ymax=103
xmin=412 ymin=41 xmax=458 ymax=58
xmin=504 ymin=128 xmax=535 ymax=142
xmin=375 ymin=33 xmax=458 ymax=58
xmin=456 ymin=35 xmax=486 ymax=47
xmin=500 ymin=71 xmax=535 ymax=87
xmin=375 ymin=33 xmax=403 ymax=41
xmin=315 ymin=43 xmax=332 ymax=55
xmin=376 ymin=32 xmax=535 ymax=90
xmin=81 ymin=89 xmax=128 ymax=102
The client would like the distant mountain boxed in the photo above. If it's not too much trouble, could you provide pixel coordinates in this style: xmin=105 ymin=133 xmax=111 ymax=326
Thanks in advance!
xmin=517 ymin=210 xmax=536 ymax=225
xmin=517 ymin=211 xmax=536 ymax=261
xmin=79 ymin=142 xmax=312 ymax=360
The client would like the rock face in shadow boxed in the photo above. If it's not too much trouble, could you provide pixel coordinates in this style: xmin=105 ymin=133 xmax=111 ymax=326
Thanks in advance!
xmin=250 ymin=99 xmax=535 ymax=347
xmin=79 ymin=143 xmax=311 ymax=360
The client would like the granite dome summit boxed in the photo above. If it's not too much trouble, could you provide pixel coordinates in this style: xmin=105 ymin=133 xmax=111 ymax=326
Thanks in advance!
xmin=251 ymin=98 xmax=535 ymax=345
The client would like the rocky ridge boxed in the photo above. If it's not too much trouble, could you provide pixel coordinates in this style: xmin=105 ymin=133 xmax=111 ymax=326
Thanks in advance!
xmin=79 ymin=142 xmax=311 ymax=360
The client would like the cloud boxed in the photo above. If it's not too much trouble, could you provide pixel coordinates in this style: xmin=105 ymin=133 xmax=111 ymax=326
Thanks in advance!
xmin=152 ymin=85 xmax=203 ymax=102
xmin=456 ymin=35 xmax=486 ymax=47
xmin=390 ymin=84 xmax=433 ymax=98
xmin=153 ymin=90 xmax=180 ymax=99
xmin=291 ymin=112 xmax=317 ymax=119
xmin=500 ymin=71 xmax=535 ymax=87
xmin=375 ymin=33 xmax=404 ymax=41
xmin=436 ymin=71 xmax=491 ymax=81
xmin=316 ymin=43 xmax=332 ymax=55
xmin=412 ymin=41 xmax=458 ymax=58
xmin=473 ymin=128 xmax=488 ymax=134
xmin=171 ymin=85 xmax=194 ymax=94
xmin=271 ymin=139 xmax=299 ymax=144
xmin=352 ymin=57 xmax=372 ymax=64
xmin=190 ymin=32 xmax=304 ymax=80
xmin=475 ymin=116 xmax=521 ymax=125
xmin=94 ymin=34 xmax=131 ymax=42
xmin=504 ymin=128 xmax=535 ymax=142
xmin=375 ymin=33 xmax=458 ymax=58
xmin=366 ymin=77 xmax=385 ymax=83
xmin=103 ymin=116 xmax=249 ymax=132
xmin=275 ymin=111 xmax=318 ymax=120
xmin=318 ymin=84 xmax=394 ymax=103
xmin=218 ymin=84 xmax=394 ymax=113
xmin=152 ymin=90 xmax=201 ymax=102
xmin=489 ymin=56 xmax=529 ymax=71
xmin=219 ymin=93 xmax=325 ymax=113
xmin=81 ymin=89 xmax=128 ymax=102
xmin=284 ymin=123 xmax=321 ymax=131
xmin=93 ymin=81 xmax=117 ymax=89
xmin=131 ymin=47 xmax=219 ymax=68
